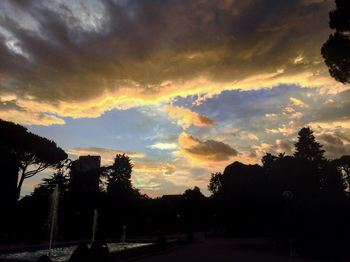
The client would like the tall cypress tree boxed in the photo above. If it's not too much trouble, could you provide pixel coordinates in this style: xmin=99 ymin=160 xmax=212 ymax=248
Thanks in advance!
xmin=294 ymin=127 xmax=325 ymax=163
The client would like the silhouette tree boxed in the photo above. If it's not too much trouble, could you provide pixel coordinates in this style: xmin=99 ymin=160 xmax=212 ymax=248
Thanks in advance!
xmin=294 ymin=127 xmax=325 ymax=163
xmin=270 ymin=156 xmax=319 ymax=196
xmin=208 ymin=162 xmax=267 ymax=234
xmin=321 ymin=0 xmax=350 ymax=84
xmin=221 ymin=162 xmax=265 ymax=196
xmin=32 ymin=170 xmax=70 ymax=199
xmin=100 ymin=154 xmax=142 ymax=238
xmin=322 ymin=160 xmax=345 ymax=196
xmin=332 ymin=155 xmax=350 ymax=191
xmin=262 ymin=153 xmax=279 ymax=175
xmin=208 ymin=172 xmax=222 ymax=195
xmin=14 ymin=169 xmax=72 ymax=242
xmin=105 ymin=154 xmax=134 ymax=194
xmin=183 ymin=186 xmax=205 ymax=202
xmin=0 ymin=119 xmax=67 ymax=200
xmin=182 ymin=187 xmax=206 ymax=240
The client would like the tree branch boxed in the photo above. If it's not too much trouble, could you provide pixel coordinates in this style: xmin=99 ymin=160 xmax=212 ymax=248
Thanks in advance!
xmin=24 ymin=163 xmax=49 ymax=179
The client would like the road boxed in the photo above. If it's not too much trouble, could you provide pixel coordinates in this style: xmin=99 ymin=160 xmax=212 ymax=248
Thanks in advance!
xmin=131 ymin=237 xmax=315 ymax=262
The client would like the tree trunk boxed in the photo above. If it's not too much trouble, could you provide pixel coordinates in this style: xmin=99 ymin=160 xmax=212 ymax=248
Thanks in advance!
xmin=0 ymin=159 xmax=19 ymax=205
xmin=0 ymin=158 xmax=19 ymax=237
xmin=16 ymin=173 xmax=25 ymax=201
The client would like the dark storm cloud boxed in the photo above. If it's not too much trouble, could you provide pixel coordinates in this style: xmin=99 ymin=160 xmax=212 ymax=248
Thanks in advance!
xmin=0 ymin=0 xmax=335 ymax=110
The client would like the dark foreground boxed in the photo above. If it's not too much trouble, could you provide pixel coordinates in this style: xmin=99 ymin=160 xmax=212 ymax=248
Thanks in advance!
xmin=131 ymin=237 xmax=316 ymax=262
xmin=2 ymin=237 xmax=349 ymax=262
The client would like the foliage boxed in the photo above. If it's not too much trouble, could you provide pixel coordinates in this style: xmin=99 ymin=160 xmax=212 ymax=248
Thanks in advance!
xmin=208 ymin=127 xmax=350 ymax=239
xmin=0 ymin=119 xmax=68 ymax=200
xmin=322 ymin=160 xmax=346 ymax=196
xmin=332 ymin=155 xmax=350 ymax=192
xmin=183 ymin=186 xmax=205 ymax=201
xmin=262 ymin=153 xmax=279 ymax=175
xmin=321 ymin=0 xmax=350 ymax=84
xmin=269 ymin=156 xmax=319 ymax=195
xmin=3 ymin=125 xmax=350 ymax=251
xmin=32 ymin=170 xmax=70 ymax=199
xmin=104 ymin=154 xmax=131 ymax=190
xmin=182 ymin=186 xmax=207 ymax=233
xmin=208 ymin=172 xmax=222 ymax=195
xmin=294 ymin=127 xmax=325 ymax=163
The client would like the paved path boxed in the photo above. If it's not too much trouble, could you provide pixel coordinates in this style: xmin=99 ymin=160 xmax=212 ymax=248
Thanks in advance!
xmin=132 ymin=237 xmax=315 ymax=262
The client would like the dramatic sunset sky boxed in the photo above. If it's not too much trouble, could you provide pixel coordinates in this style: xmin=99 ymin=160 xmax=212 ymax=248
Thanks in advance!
xmin=1 ymin=0 xmax=349 ymax=197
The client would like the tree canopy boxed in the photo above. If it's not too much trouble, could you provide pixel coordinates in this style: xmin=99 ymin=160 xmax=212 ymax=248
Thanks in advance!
xmin=32 ymin=170 xmax=70 ymax=199
xmin=294 ymin=127 xmax=325 ymax=163
xmin=0 ymin=119 xmax=67 ymax=200
xmin=321 ymin=0 xmax=350 ymax=84
xmin=208 ymin=172 xmax=222 ymax=195
xmin=103 ymin=154 xmax=140 ymax=198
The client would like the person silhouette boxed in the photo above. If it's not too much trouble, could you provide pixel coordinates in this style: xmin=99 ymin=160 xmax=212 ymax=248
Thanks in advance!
xmin=69 ymin=243 xmax=89 ymax=262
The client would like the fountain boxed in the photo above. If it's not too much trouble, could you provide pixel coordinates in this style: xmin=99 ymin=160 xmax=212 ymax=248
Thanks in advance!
xmin=0 ymin=188 xmax=154 ymax=261
xmin=48 ymin=185 xmax=60 ymax=257
xmin=91 ymin=209 xmax=98 ymax=244
xmin=122 ymin=225 xmax=126 ymax=244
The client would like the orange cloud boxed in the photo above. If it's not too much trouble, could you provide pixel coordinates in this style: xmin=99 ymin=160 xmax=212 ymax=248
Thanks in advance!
xmin=2 ymin=67 xmax=345 ymax=127
xmin=310 ymin=118 xmax=350 ymax=130
xmin=0 ymin=0 xmax=348 ymax=126
xmin=165 ymin=105 xmax=214 ymax=129
xmin=283 ymin=107 xmax=304 ymax=119
xmin=0 ymin=109 xmax=65 ymax=126
xmin=266 ymin=124 xmax=296 ymax=136
xmin=178 ymin=132 xmax=238 ymax=163
xmin=290 ymin=97 xmax=309 ymax=108
xmin=247 ymin=133 xmax=259 ymax=141
xmin=67 ymin=147 xmax=145 ymax=165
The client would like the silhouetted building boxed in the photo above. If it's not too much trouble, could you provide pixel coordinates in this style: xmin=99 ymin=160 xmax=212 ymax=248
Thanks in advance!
xmin=70 ymin=155 xmax=101 ymax=194
xmin=69 ymin=155 xmax=101 ymax=239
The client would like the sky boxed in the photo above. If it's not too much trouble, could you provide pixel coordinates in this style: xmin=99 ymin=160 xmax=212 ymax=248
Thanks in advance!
xmin=0 ymin=0 xmax=350 ymax=197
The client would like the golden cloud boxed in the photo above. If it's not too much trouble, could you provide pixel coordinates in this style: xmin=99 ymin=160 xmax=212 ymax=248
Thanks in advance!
xmin=11 ymin=69 xmax=343 ymax=125
xmin=290 ymin=97 xmax=309 ymax=108
xmin=165 ymin=106 xmax=214 ymax=129
xmin=309 ymin=118 xmax=350 ymax=130
xmin=265 ymin=126 xmax=296 ymax=136
xmin=178 ymin=132 xmax=238 ymax=163
xmin=0 ymin=0 xmax=347 ymax=125
xmin=67 ymin=147 xmax=145 ymax=165
xmin=290 ymin=112 xmax=304 ymax=120
xmin=247 ymin=133 xmax=259 ymax=141
xmin=0 ymin=109 xmax=65 ymax=126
